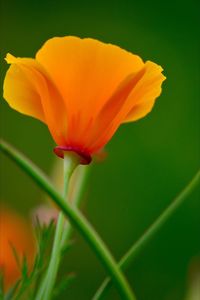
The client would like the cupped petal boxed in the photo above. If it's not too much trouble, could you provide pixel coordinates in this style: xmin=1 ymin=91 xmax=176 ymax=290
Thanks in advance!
xmin=3 ymin=54 xmax=67 ymax=146
xmin=79 ymin=68 xmax=146 ymax=150
xmin=89 ymin=61 xmax=166 ymax=153
xmin=4 ymin=54 xmax=45 ymax=122
xmin=123 ymin=61 xmax=166 ymax=122
xmin=36 ymin=36 xmax=144 ymax=134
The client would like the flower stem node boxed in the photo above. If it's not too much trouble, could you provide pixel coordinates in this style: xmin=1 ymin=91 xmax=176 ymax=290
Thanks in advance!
xmin=54 ymin=145 xmax=92 ymax=165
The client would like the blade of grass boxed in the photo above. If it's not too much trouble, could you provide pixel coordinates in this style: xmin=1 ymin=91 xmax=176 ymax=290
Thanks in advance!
xmin=93 ymin=169 xmax=200 ymax=299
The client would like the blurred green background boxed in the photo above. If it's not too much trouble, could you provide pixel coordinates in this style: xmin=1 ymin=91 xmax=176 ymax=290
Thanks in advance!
xmin=0 ymin=0 xmax=200 ymax=299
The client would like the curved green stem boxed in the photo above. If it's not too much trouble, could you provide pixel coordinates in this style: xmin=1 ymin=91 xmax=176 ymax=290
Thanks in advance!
xmin=36 ymin=154 xmax=78 ymax=300
xmin=93 ymin=170 xmax=200 ymax=300
xmin=0 ymin=140 xmax=136 ymax=300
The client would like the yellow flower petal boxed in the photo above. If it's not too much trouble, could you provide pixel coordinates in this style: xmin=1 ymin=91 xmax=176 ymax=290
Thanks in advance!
xmin=123 ymin=61 xmax=166 ymax=122
xmin=4 ymin=54 xmax=67 ymax=146
xmin=3 ymin=37 xmax=166 ymax=163
xmin=4 ymin=54 xmax=45 ymax=122
xmin=36 ymin=36 xmax=144 ymax=130
xmin=89 ymin=61 xmax=166 ymax=152
xmin=82 ymin=68 xmax=146 ymax=151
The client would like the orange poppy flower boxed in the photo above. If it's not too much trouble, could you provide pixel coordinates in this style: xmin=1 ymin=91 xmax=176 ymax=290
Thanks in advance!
xmin=0 ymin=206 xmax=35 ymax=290
xmin=3 ymin=36 xmax=166 ymax=164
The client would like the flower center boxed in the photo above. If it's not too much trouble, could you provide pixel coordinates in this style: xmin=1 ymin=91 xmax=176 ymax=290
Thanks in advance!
xmin=53 ymin=145 xmax=92 ymax=165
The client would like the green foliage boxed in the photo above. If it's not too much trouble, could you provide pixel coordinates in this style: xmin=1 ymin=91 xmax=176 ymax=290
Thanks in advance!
xmin=52 ymin=273 xmax=76 ymax=300
xmin=1 ymin=219 xmax=75 ymax=300
xmin=0 ymin=273 xmax=4 ymax=300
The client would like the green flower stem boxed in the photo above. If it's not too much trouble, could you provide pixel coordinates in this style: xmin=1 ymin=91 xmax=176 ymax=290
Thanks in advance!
xmin=0 ymin=140 xmax=136 ymax=300
xmin=36 ymin=154 xmax=78 ymax=300
xmin=93 ymin=170 xmax=200 ymax=300
xmin=61 ymin=165 xmax=91 ymax=246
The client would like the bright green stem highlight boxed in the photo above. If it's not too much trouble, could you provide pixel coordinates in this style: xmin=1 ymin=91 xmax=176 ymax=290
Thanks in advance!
xmin=93 ymin=170 xmax=200 ymax=300
xmin=0 ymin=140 xmax=136 ymax=300
xmin=36 ymin=154 xmax=78 ymax=300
